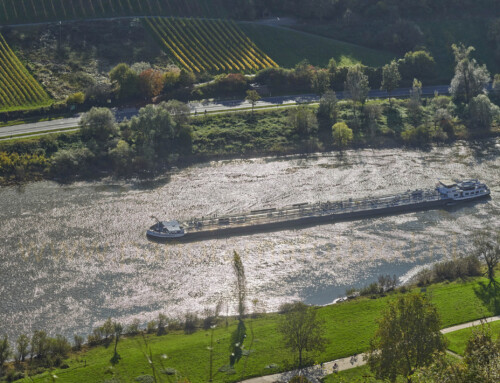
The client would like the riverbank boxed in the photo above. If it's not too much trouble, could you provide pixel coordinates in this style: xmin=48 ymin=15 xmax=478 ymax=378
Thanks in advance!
xmin=1 ymin=98 xmax=499 ymax=186
xmin=8 ymin=274 xmax=499 ymax=383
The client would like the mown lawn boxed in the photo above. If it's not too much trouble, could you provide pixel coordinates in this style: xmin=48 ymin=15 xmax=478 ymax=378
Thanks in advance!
xmin=20 ymin=276 xmax=499 ymax=383
xmin=239 ymin=23 xmax=395 ymax=69
xmin=445 ymin=320 xmax=500 ymax=356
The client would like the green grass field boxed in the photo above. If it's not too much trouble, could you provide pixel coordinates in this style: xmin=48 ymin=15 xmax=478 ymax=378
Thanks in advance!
xmin=445 ymin=320 xmax=500 ymax=356
xmin=239 ymin=23 xmax=395 ymax=69
xmin=18 ymin=276 xmax=498 ymax=383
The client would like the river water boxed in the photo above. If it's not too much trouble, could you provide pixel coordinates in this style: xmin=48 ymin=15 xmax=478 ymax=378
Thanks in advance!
xmin=0 ymin=139 xmax=499 ymax=341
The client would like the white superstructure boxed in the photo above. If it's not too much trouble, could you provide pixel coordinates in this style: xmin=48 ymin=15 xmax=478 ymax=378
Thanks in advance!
xmin=437 ymin=179 xmax=490 ymax=201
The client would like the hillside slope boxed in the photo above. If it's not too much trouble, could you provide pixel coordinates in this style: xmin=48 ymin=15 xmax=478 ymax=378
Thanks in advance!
xmin=240 ymin=23 xmax=395 ymax=68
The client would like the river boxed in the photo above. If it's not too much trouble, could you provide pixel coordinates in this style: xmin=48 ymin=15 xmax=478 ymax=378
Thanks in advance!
xmin=0 ymin=138 xmax=499 ymax=341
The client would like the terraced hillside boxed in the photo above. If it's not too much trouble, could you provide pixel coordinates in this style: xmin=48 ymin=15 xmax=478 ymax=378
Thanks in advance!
xmin=0 ymin=34 xmax=51 ymax=112
xmin=144 ymin=18 xmax=278 ymax=73
xmin=0 ymin=0 xmax=229 ymax=24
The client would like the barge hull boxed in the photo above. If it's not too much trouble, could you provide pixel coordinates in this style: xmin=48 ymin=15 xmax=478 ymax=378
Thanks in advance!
xmin=148 ymin=197 xmax=484 ymax=243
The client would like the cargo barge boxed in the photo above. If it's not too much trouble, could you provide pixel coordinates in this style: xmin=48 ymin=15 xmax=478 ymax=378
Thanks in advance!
xmin=147 ymin=179 xmax=490 ymax=241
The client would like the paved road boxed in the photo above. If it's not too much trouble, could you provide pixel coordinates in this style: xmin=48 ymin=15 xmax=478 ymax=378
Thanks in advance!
xmin=0 ymin=85 xmax=451 ymax=139
xmin=241 ymin=315 xmax=500 ymax=383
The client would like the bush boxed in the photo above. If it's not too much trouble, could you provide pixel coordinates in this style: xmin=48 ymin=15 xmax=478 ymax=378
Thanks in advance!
xmin=184 ymin=313 xmax=199 ymax=334
xmin=414 ymin=256 xmax=482 ymax=286
xmin=146 ymin=320 xmax=157 ymax=334
xmin=126 ymin=319 xmax=141 ymax=335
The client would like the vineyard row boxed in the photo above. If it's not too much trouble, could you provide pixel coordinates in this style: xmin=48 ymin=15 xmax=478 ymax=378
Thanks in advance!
xmin=0 ymin=33 xmax=51 ymax=111
xmin=0 ymin=0 xmax=229 ymax=24
xmin=144 ymin=17 xmax=278 ymax=73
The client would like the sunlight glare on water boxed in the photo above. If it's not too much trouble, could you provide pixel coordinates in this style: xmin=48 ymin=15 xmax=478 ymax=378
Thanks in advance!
xmin=0 ymin=138 xmax=499 ymax=340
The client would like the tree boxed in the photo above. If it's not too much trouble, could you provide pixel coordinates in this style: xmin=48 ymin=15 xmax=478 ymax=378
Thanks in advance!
xmin=277 ymin=302 xmax=326 ymax=368
xmin=157 ymin=314 xmax=167 ymax=336
xmin=30 ymin=330 xmax=49 ymax=360
xmin=0 ymin=335 xmax=10 ymax=375
xmin=233 ymin=251 xmax=246 ymax=319
xmin=414 ymin=325 xmax=500 ymax=383
xmin=312 ymin=69 xmax=331 ymax=94
xmin=16 ymin=334 xmax=29 ymax=362
xmin=450 ymin=44 xmax=490 ymax=104
xmin=332 ymin=122 xmax=353 ymax=149
xmin=109 ymin=63 xmax=139 ymax=100
xmin=398 ymin=51 xmax=436 ymax=81
xmin=407 ymin=79 xmax=423 ymax=126
xmin=245 ymin=90 xmax=261 ymax=114
xmin=160 ymin=100 xmax=191 ymax=126
xmin=345 ymin=65 xmax=370 ymax=119
xmin=73 ymin=335 xmax=83 ymax=351
xmin=381 ymin=60 xmax=401 ymax=106
xmin=138 ymin=69 xmax=166 ymax=99
xmin=128 ymin=104 xmax=178 ymax=165
xmin=367 ymin=293 xmax=446 ymax=383
xmin=474 ymin=230 xmax=500 ymax=287
xmin=288 ymin=106 xmax=318 ymax=136
xmin=363 ymin=103 xmax=382 ymax=138
xmin=463 ymin=325 xmax=500 ymax=383
xmin=230 ymin=251 xmax=247 ymax=367
xmin=317 ymin=90 xmax=338 ymax=124
xmin=468 ymin=94 xmax=499 ymax=130
xmin=79 ymin=107 xmax=118 ymax=151
xmin=111 ymin=322 xmax=123 ymax=365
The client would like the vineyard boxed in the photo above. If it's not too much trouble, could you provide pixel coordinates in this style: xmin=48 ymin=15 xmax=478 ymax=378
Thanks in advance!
xmin=0 ymin=34 xmax=51 ymax=112
xmin=144 ymin=17 xmax=278 ymax=73
xmin=0 ymin=0 xmax=229 ymax=24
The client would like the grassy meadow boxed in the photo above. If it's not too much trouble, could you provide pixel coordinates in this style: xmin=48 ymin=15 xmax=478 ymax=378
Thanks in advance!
xmin=17 ymin=275 xmax=499 ymax=383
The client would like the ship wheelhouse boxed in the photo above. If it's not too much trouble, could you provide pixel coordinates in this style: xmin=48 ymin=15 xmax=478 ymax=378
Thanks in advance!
xmin=437 ymin=179 xmax=490 ymax=201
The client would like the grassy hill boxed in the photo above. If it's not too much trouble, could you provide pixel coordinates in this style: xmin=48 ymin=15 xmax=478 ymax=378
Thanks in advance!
xmin=0 ymin=33 xmax=51 ymax=112
xmin=239 ymin=23 xmax=395 ymax=69
xmin=290 ymin=17 xmax=499 ymax=81
xmin=419 ymin=18 xmax=499 ymax=80
xmin=17 ymin=276 xmax=499 ymax=383
xmin=0 ymin=0 xmax=230 ymax=24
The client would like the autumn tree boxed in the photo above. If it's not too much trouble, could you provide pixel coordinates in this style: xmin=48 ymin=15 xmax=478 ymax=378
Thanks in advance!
xmin=368 ymin=293 xmax=446 ymax=383
xmin=138 ymin=69 xmax=166 ymax=99
xmin=278 ymin=302 xmax=326 ymax=368
xmin=450 ymin=44 xmax=490 ymax=104
xmin=381 ymin=60 xmax=401 ymax=106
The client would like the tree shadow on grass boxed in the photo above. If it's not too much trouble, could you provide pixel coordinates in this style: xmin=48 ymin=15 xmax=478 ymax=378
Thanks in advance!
xmin=473 ymin=280 xmax=500 ymax=315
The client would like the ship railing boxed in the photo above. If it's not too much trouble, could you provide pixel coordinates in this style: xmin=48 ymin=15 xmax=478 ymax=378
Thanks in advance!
xmin=183 ymin=191 xmax=444 ymax=231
